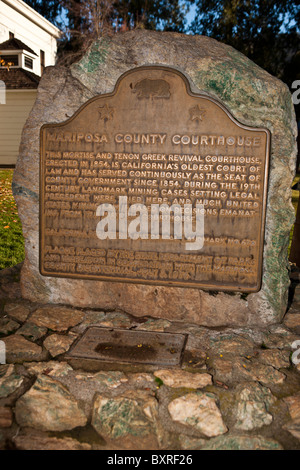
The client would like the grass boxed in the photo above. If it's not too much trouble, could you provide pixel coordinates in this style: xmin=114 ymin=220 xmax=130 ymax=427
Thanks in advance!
xmin=290 ymin=172 xmax=300 ymax=253
xmin=0 ymin=169 xmax=24 ymax=269
xmin=0 ymin=169 xmax=299 ymax=270
xmin=292 ymin=173 xmax=300 ymax=211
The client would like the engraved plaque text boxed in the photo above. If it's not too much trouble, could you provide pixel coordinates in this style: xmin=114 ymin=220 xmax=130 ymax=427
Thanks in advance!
xmin=40 ymin=67 xmax=270 ymax=292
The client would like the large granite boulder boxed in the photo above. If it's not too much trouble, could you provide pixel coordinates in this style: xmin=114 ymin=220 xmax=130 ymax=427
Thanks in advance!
xmin=13 ymin=31 xmax=297 ymax=327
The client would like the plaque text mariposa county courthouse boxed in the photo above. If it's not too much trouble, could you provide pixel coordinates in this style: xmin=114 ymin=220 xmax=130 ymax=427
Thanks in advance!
xmin=39 ymin=66 xmax=270 ymax=292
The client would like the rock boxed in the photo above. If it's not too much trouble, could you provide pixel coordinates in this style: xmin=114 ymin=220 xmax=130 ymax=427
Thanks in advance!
xmin=0 ymin=317 xmax=20 ymax=336
xmin=212 ymin=358 xmax=235 ymax=384
xmin=71 ymin=311 xmax=137 ymax=334
xmin=68 ymin=310 xmax=135 ymax=334
xmin=168 ymin=392 xmax=227 ymax=437
xmin=283 ymin=419 xmax=300 ymax=440
xmin=294 ymin=284 xmax=300 ymax=303
xmin=4 ymin=302 xmax=30 ymax=323
xmin=179 ymin=435 xmax=206 ymax=450
xmin=136 ymin=318 xmax=171 ymax=332
xmin=283 ymin=313 xmax=300 ymax=330
xmin=71 ymin=310 xmax=106 ymax=333
xmin=258 ymin=349 xmax=291 ymax=369
xmin=16 ymin=322 xmax=47 ymax=341
xmin=13 ymin=429 xmax=91 ymax=450
xmin=212 ymin=356 xmax=286 ymax=386
xmin=183 ymin=348 xmax=207 ymax=369
xmin=15 ymin=375 xmax=87 ymax=431
xmin=30 ymin=306 xmax=84 ymax=332
xmin=0 ymin=264 xmax=22 ymax=299
xmin=269 ymin=325 xmax=292 ymax=335
xmin=200 ymin=434 xmax=283 ymax=450
xmin=43 ymin=334 xmax=75 ymax=357
xmin=0 ymin=365 xmax=24 ymax=398
xmin=68 ymin=331 xmax=79 ymax=342
xmin=209 ymin=335 xmax=256 ymax=357
xmin=0 ymin=406 xmax=13 ymax=427
xmin=234 ymin=382 xmax=275 ymax=431
xmin=2 ymin=334 xmax=46 ymax=363
xmin=24 ymin=361 xmax=73 ymax=377
xmin=92 ymin=390 xmax=161 ymax=449
xmin=284 ymin=394 xmax=300 ymax=420
xmin=75 ymin=370 xmax=128 ymax=388
xmin=184 ymin=328 xmax=214 ymax=350
xmin=263 ymin=332 xmax=300 ymax=350
xmin=153 ymin=369 xmax=212 ymax=389
xmin=128 ymin=373 xmax=155 ymax=385
xmin=14 ymin=30 xmax=297 ymax=327
xmin=235 ymin=360 xmax=286 ymax=385
xmin=94 ymin=311 xmax=133 ymax=329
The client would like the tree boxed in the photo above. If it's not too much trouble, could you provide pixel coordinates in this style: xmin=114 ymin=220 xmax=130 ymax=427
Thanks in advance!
xmin=190 ymin=0 xmax=300 ymax=79
xmin=23 ymin=0 xmax=63 ymax=27
xmin=58 ymin=0 xmax=115 ymax=63
xmin=112 ymin=0 xmax=188 ymax=32
xmin=58 ymin=0 xmax=190 ymax=64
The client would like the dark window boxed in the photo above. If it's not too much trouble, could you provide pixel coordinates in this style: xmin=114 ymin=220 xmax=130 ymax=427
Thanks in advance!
xmin=24 ymin=56 xmax=33 ymax=69
xmin=40 ymin=50 xmax=45 ymax=75
xmin=1 ymin=55 xmax=18 ymax=66
xmin=9 ymin=32 xmax=14 ymax=39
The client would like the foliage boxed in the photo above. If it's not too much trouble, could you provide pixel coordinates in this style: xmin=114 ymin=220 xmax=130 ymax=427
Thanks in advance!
xmin=23 ymin=0 xmax=63 ymax=26
xmin=0 ymin=57 xmax=14 ymax=70
xmin=57 ymin=0 xmax=190 ymax=63
xmin=57 ymin=0 xmax=114 ymax=61
xmin=111 ymin=0 xmax=188 ymax=31
xmin=23 ymin=0 xmax=300 ymax=91
xmin=0 ymin=171 xmax=24 ymax=270
xmin=23 ymin=0 xmax=190 ymax=34
xmin=62 ymin=0 xmax=188 ymax=33
xmin=2 ymin=1 xmax=299 ymax=267
xmin=190 ymin=0 xmax=300 ymax=79
xmin=289 ymin=172 xmax=300 ymax=252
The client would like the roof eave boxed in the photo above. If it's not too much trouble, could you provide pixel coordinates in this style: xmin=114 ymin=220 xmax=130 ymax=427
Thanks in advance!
xmin=2 ymin=0 xmax=61 ymax=38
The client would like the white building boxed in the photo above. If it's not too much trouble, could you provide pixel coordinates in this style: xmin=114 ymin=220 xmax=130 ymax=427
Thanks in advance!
xmin=0 ymin=0 xmax=61 ymax=165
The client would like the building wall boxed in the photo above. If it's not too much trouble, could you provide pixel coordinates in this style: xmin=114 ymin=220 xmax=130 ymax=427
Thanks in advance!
xmin=0 ymin=89 xmax=36 ymax=165
xmin=0 ymin=0 xmax=60 ymax=76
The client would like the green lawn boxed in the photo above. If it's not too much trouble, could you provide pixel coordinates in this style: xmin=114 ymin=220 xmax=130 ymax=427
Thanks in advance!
xmin=290 ymin=173 xmax=300 ymax=252
xmin=0 ymin=169 xmax=24 ymax=269
xmin=0 ymin=169 xmax=299 ymax=270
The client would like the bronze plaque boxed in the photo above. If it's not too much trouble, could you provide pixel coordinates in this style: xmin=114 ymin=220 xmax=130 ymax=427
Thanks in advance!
xmin=40 ymin=66 xmax=270 ymax=292
xmin=67 ymin=327 xmax=187 ymax=366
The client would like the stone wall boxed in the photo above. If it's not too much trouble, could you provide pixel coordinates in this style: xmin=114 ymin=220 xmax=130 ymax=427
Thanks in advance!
xmin=13 ymin=31 xmax=298 ymax=327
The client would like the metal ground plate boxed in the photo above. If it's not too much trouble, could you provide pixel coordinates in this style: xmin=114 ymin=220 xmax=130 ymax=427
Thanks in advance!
xmin=67 ymin=327 xmax=188 ymax=366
